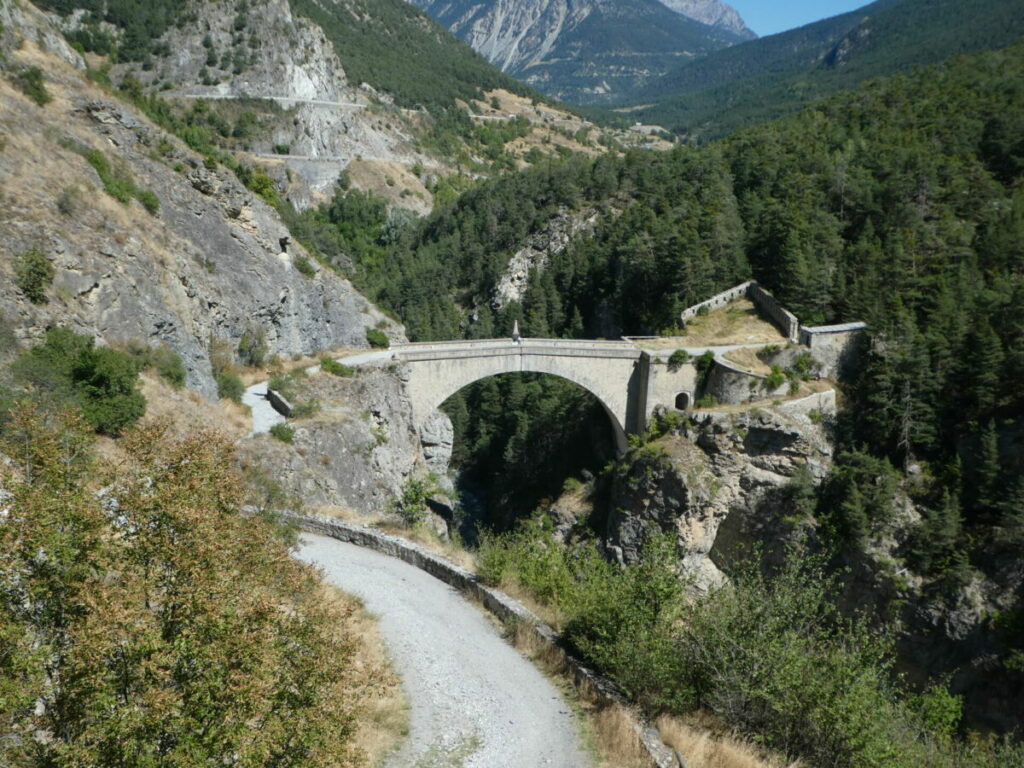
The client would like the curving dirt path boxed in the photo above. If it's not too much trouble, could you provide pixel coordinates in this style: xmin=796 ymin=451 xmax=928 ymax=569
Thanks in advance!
xmin=295 ymin=534 xmax=592 ymax=768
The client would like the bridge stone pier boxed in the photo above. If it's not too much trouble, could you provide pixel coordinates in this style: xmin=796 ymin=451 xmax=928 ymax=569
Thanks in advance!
xmin=391 ymin=339 xmax=650 ymax=453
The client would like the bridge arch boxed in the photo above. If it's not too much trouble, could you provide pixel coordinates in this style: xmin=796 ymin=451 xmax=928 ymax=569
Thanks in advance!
xmin=394 ymin=339 xmax=648 ymax=454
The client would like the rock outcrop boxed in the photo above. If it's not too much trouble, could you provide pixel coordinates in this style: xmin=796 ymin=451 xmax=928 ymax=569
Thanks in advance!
xmin=603 ymin=407 xmax=833 ymax=589
xmin=238 ymin=364 xmax=453 ymax=517
xmin=97 ymin=0 xmax=439 ymax=206
xmin=491 ymin=206 xmax=599 ymax=309
xmin=0 ymin=7 xmax=397 ymax=397
xmin=658 ymin=0 xmax=756 ymax=40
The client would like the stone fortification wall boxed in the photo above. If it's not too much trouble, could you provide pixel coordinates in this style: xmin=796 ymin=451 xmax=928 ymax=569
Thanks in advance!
xmin=748 ymin=284 xmax=800 ymax=341
xmin=705 ymin=358 xmax=788 ymax=405
xmin=680 ymin=282 xmax=799 ymax=341
xmin=799 ymin=323 xmax=867 ymax=379
xmin=287 ymin=513 xmax=683 ymax=768
xmin=679 ymin=281 xmax=754 ymax=321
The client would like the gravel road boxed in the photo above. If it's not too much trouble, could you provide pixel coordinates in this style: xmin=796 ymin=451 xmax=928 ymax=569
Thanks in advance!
xmin=296 ymin=534 xmax=592 ymax=768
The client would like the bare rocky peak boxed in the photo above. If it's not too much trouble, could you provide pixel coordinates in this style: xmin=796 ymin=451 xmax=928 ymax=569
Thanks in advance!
xmin=658 ymin=0 xmax=756 ymax=40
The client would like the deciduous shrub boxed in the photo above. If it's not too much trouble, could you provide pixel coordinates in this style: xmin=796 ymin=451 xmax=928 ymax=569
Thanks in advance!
xmin=13 ymin=248 xmax=55 ymax=304
xmin=269 ymin=423 xmax=294 ymax=443
xmin=321 ymin=357 xmax=355 ymax=377
xmin=11 ymin=66 xmax=51 ymax=106
xmin=0 ymin=410 xmax=359 ymax=767
xmin=11 ymin=328 xmax=145 ymax=435
xmin=667 ymin=348 xmax=690 ymax=372
xmin=365 ymin=327 xmax=390 ymax=349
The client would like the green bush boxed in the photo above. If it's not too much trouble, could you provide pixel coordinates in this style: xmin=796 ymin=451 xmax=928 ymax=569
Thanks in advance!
xmin=238 ymin=326 xmax=268 ymax=367
xmin=136 ymin=189 xmax=160 ymax=215
xmin=12 ymin=66 xmax=51 ymax=106
xmin=390 ymin=475 xmax=440 ymax=525
xmin=320 ymin=357 xmax=355 ymax=377
xmin=11 ymin=328 xmax=145 ymax=435
xmin=13 ymin=248 xmax=55 ymax=304
xmin=293 ymin=254 xmax=316 ymax=277
xmin=764 ymin=364 xmax=787 ymax=390
xmin=269 ymin=423 xmax=294 ymax=443
xmin=72 ymin=346 xmax=147 ymax=435
xmin=365 ymin=327 xmax=390 ymax=349
xmin=149 ymin=346 xmax=186 ymax=388
xmin=291 ymin=400 xmax=321 ymax=419
xmin=695 ymin=394 xmax=718 ymax=408
xmin=215 ymin=371 xmax=245 ymax=403
xmin=667 ymin=348 xmax=690 ymax=372
xmin=81 ymin=148 xmax=160 ymax=213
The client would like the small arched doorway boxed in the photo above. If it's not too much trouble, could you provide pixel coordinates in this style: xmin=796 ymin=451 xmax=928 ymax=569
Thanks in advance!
xmin=675 ymin=392 xmax=691 ymax=410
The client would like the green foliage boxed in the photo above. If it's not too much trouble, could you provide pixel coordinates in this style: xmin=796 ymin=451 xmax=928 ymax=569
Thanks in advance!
xmin=819 ymin=450 xmax=900 ymax=545
xmin=11 ymin=328 xmax=145 ymax=435
xmin=667 ymin=348 xmax=690 ymax=371
xmin=0 ymin=409 xmax=358 ymax=766
xmin=443 ymin=374 xmax=615 ymax=529
xmin=365 ymin=327 xmax=390 ymax=349
xmin=12 ymin=248 xmax=55 ymax=304
xmin=482 ymin=525 xmax=1021 ymax=768
xmin=81 ymin=148 xmax=159 ymax=213
xmin=10 ymin=66 xmax=51 ymax=106
xmin=320 ymin=357 xmax=355 ymax=377
xmin=36 ymin=0 xmax=186 ymax=61
xmin=764 ymin=364 xmax=786 ymax=390
xmin=209 ymin=338 xmax=244 ymax=403
xmin=269 ymin=423 xmax=294 ymax=443
xmin=147 ymin=345 xmax=186 ymax=388
xmin=293 ymin=254 xmax=316 ymax=277
xmin=237 ymin=325 xmax=268 ymax=367
xmin=390 ymin=475 xmax=440 ymax=525
xmin=286 ymin=0 xmax=536 ymax=114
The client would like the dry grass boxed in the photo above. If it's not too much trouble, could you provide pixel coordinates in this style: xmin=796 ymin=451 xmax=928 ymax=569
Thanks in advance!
xmin=508 ymin=623 xmax=653 ymax=768
xmin=723 ymin=346 xmax=773 ymax=375
xmin=656 ymin=714 xmax=802 ymax=768
xmin=640 ymin=300 xmax=787 ymax=349
xmin=320 ymin=584 xmax=409 ymax=766
xmin=138 ymin=373 xmax=251 ymax=438
xmin=237 ymin=346 xmax=367 ymax=386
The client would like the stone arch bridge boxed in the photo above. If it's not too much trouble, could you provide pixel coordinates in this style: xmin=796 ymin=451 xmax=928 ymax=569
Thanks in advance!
xmin=391 ymin=338 xmax=651 ymax=453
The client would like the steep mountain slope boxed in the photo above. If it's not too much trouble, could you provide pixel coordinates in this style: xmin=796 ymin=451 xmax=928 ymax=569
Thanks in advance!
xmin=408 ymin=0 xmax=744 ymax=105
xmin=628 ymin=0 xmax=1024 ymax=138
xmin=658 ymin=0 xmax=755 ymax=40
xmin=0 ymin=0 xmax=395 ymax=397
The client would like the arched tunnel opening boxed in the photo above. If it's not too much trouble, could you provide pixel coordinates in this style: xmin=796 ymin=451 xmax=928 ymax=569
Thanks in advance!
xmin=439 ymin=372 xmax=619 ymax=539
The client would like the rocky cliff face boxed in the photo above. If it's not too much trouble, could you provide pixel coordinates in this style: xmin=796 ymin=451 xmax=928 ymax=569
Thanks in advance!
xmin=602 ymin=408 xmax=833 ymax=589
xmin=97 ymin=0 xmax=439 ymax=208
xmin=238 ymin=364 xmax=454 ymax=519
xmin=408 ymin=0 xmax=741 ymax=104
xmin=0 ymin=3 xmax=397 ymax=397
xmin=658 ymin=0 xmax=755 ymax=40
xmin=598 ymin=405 xmax=1024 ymax=732
xmin=491 ymin=206 xmax=599 ymax=309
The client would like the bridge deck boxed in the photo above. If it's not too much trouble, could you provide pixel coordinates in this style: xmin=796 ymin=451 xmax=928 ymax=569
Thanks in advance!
xmin=391 ymin=338 xmax=643 ymax=362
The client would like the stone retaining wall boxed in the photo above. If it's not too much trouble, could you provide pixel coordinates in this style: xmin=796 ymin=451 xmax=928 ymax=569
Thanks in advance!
xmin=748 ymin=284 xmax=800 ymax=341
xmin=266 ymin=388 xmax=293 ymax=417
xmin=679 ymin=281 xmax=753 ymax=321
xmin=286 ymin=512 xmax=682 ymax=768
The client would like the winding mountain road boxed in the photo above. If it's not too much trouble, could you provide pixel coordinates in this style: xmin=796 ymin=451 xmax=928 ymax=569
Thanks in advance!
xmin=295 ymin=533 xmax=592 ymax=768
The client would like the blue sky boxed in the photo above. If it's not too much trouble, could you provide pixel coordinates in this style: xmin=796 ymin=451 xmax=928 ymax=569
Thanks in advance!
xmin=729 ymin=1 xmax=870 ymax=37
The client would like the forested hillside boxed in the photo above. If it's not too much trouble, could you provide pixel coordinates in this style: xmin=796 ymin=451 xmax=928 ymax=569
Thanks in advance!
xmin=625 ymin=0 xmax=1024 ymax=138
xmin=293 ymin=41 xmax=1024 ymax=624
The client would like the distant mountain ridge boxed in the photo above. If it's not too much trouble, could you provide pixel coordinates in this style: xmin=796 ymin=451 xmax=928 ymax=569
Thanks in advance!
xmin=658 ymin=0 xmax=755 ymax=40
xmin=407 ymin=0 xmax=749 ymax=104
xmin=626 ymin=0 xmax=1024 ymax=137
